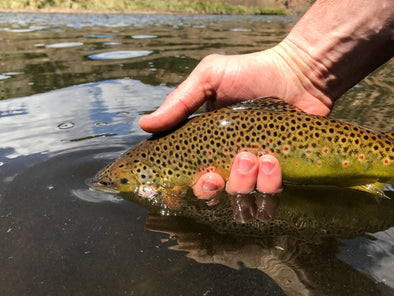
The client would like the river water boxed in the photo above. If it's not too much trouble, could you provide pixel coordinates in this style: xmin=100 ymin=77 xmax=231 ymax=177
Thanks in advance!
xmin=0 ymin=13 xmax=393 ymax=296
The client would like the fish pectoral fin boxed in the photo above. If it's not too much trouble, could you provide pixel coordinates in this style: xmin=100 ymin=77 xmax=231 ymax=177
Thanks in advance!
xmin=349 ymin=182 xmax=389 ymax=202
xmin=162 ymin=186 xmax=188 ymax=210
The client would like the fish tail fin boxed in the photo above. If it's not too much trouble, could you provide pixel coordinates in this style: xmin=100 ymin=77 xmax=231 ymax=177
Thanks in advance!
xmin=384 ymin=131 xmax=394 ymax=140
xmin=350 ymin=182 xmax=390 ymax=202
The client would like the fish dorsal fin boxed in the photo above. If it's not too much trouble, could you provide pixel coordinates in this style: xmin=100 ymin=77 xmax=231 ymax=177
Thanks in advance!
xmin=227 ymin=97 xmax=306 ymax=113
xmin=384 ymin=131 xmax=394 ymax=141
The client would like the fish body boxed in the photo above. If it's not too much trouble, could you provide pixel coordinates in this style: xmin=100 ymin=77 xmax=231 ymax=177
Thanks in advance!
xmin=90 ymin=97 xmax=394 ymax=201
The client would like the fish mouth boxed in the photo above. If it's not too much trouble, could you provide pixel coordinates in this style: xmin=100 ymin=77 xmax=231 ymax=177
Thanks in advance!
xmin=86 ymin=177 xmax=120 ymax=194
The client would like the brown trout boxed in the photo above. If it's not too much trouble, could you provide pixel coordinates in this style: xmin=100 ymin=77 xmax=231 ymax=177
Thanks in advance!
xmin=90 ymin=97 xmax=394 ymax=205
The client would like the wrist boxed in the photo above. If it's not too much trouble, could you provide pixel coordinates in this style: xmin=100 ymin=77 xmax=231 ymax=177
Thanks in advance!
xmin=265 ymin=41 xmax=334 ymax=116
xmin=280 ymin=0 xmax=394 ymax=104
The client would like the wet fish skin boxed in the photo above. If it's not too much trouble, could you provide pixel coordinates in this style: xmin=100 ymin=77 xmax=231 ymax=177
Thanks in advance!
xmin=90 ymin=97 xmax=394 ymax=200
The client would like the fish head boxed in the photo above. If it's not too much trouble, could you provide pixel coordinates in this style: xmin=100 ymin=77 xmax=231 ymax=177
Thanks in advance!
xmin=89 ymin=156 xmax=162 ymax=195
xmin=88 ymin=166 xmax=139 ymax=194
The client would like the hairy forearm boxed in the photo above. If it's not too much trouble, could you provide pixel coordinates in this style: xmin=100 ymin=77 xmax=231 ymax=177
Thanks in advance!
xmin=276 ymin=0 xmax=394 ymax=106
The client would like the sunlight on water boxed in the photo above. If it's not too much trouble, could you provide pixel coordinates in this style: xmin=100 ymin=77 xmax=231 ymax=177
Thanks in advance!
xmin=46 ymin=42 xmax=84 ymax=48
xmin=131 ymin=35 xmax=158 ymax=39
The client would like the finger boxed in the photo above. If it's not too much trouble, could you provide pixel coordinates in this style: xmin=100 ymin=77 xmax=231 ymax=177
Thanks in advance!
xmin=193 ymin=172 xmax=225 ymax=200
xmin=225 ymin=152 xmax=259 ymax=195
xmin=256 ymin=154 xmax=282 ymax=193
xmin=139 ymin=55 xmax=221 ymax=133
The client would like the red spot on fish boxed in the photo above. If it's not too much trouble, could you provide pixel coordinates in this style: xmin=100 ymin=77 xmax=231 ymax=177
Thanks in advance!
xmin=226 ymin=165 xmax=230 ymax=169
xmin=253 ymin=145 xmax=259 ymax=149
xmin=385 ymin=159 xmax=389 ymax=164
xmin=317 ymin=162 xmax=321 ymax=166
xmin=172 ymin=160 xmax=176 ymax=164
xmin=307 ymin=150 xmax=311 ymax=154
xmin=192 ymin=155 xmax=195 ymax=159
xmin=223 ymin=148 xmax=228 ymax=153
xmin=269 ymin=139 xmax=272 ymax=143
xmin=207 ymin=151 xmax=212 ymax=156
xmin=284 ymin=147 xmax=288 ymax=151
xmin=323 ymin=148 xmax=327 ymax=153
xmin=359 ymin=155 xmax=363 ymax=160
xmin=343 ymin=162 xmax=348 ymax=166
xmin=295 ymin=163 xmax=299 ymax=166
xmin=217 ymin=161 xmax=220 ymax=165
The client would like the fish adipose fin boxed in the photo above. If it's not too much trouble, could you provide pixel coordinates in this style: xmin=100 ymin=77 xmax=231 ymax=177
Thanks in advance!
xmin=227 ymin=97 xmax=306 ymax=113
xmin=350 ymin=182 xmax=389 ymax=202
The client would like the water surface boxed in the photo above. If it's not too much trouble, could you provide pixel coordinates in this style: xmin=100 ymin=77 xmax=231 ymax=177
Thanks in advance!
xmin=0 ymin=13 xmax=393 ymax=296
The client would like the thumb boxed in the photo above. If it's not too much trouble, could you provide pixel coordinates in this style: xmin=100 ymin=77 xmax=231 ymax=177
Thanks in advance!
xmin=139 ymin=56 xmax=220 ymax=133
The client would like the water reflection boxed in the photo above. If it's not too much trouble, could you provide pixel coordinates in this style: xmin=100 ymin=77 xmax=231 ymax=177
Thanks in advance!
xmin=122 ymin=186 xmax=394 ymax=295
xmin=0 ymin=78 xmax=172 ymax=158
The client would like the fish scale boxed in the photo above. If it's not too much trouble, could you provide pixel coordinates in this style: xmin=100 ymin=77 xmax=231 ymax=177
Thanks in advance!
xmin=90 ymin=97 xmax=394 ymax=202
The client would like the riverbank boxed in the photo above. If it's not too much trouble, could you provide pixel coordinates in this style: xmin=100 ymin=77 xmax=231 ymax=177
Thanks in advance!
xmin=0 ymin=0 xmax=287 ymax=15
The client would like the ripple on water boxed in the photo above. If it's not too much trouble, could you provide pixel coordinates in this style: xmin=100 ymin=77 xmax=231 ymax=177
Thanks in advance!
xmin=57 ymin=122 xmax=75 ymax=129
xmin=46 ymin=42 xmax=83 ymax=48
xmin=88 ymin=50 xmax=153 ymax=60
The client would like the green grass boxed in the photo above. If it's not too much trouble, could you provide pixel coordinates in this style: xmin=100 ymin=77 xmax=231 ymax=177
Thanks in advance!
xmin=0 ymin=0 xmax=286 ymax=15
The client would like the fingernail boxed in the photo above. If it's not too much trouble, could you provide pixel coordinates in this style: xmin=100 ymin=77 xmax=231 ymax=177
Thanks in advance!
xmin=238 ymin=156 xmax=255 ymax=174
xmin=261 ymin=158 xmax=275 ymax=175
xmin=203 ymin=181 xmax=220 ymax=192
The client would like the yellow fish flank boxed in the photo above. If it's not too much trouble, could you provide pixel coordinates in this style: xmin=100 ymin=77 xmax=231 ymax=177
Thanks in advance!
xmin=90 ymin=97 xmax=394 ymax=204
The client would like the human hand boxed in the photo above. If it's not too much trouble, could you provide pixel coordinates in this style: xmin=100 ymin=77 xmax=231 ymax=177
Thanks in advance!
xmin=139 ymin=45 xmax=333 ymax=199
xmin=140 ymin=45 xmax=333 ymax=134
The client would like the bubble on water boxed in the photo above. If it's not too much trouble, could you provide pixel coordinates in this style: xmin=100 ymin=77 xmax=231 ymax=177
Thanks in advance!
xmin=88 ymin=50 xmax=152 ymax=60
xmin=57 ymin=122 xmax=75 ymax=129
xmin=46 ymin=42 xmax=83 ymax=48
xmin=95 ymin=122 xmax=108 ymax=126
xmin=47 ymin=184 xmax=54 ymax=190
xmin=131 ymin=35 xmax=157 ymax=39
xmin=0 ymin=162 xmax=4 ymax=166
